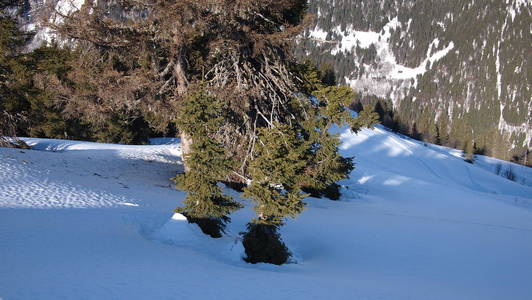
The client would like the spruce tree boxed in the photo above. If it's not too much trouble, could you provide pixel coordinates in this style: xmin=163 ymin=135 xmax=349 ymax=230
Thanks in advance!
xmin=294 ymin=63 xmax=378 ymax=200
xmin=437 ymin=112 xmax=450 ymax=145
xmin=241 ymin=71 xmax=378 ymax=264
xmin=49 ymin=0 xmax=379 ymax=264
xmin=242 ymin=124 xmax=308 ymax=264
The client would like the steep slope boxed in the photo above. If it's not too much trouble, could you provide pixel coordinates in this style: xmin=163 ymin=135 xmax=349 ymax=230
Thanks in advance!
xmin=1 ymin=128 xmax=531 ymax=299
xmin=298 ymin=0 xmax=531 ymax=164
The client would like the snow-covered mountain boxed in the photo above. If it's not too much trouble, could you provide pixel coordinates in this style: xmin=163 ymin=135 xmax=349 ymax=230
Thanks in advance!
xmin=297 ymin=0 xmax=531 ymax=165
xmin=1 ymin=125 xmax=531 ymax=299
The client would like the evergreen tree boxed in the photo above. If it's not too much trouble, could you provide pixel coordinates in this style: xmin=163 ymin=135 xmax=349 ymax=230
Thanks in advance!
xmin=0 ymin=2 xmax=29 ymax=147
xmin=24 ymin=45 xmax=94 ymax=140
xmin=300 ymin=85 xmax=367 ymax=199
xmin=437 ymin=112 xmax=450 ymax=145
xmin=242 ymin=124 xmax=308 ymax=264
xmin=1 ymin=1 xmax=91 ymax=144
xmin=244 ymin=124 xmax=308 ymax=225
xmin=241 ymin=73 xmax=378 ymax=264
xmin=50 ymin=0 xmax=379 ymax=264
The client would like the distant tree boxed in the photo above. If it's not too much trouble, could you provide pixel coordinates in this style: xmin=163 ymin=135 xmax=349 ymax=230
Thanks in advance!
xmin=0 ymin=1 xmax=29 ymax=147
xmin=511 ymin=148 xmax=531 ymax=167
xmin=410 ymin=122 xmax=422 ymax=140
xmin=463 ymin=140 xmax=475 ymax=163
xmin=318 ymin=62 xmax=337 ymax=86
xmin=437 ymin=113 xmax=450 ymax=145
xmin=503 ymin=166 xmax=516 ymax=182
xmin=1 ymin=0 xmax=93 ymax=144
xmin=351 ymin=100 xmax=363 ymax=112
xmin=494 ymin=163 xmax=502 ymax=175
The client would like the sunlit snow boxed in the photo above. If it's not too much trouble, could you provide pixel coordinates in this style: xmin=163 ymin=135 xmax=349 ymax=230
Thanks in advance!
xmin=1 ymin=125 xmax=531 ymax=299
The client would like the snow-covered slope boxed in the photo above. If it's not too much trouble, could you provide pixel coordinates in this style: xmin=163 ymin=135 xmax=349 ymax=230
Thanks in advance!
xmin=1 ymin=127 xmax=531 ymax=299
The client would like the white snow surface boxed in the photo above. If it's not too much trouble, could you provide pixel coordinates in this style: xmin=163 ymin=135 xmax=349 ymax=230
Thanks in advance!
xmin=1 ymin=128 xmax=532 ymax=299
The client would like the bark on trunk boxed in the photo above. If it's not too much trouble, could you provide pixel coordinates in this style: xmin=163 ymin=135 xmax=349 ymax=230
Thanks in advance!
xmin=174 ymin=54 xmax=188 ymax=96
xmin=180 ymin=131 xmax=193 ymax=172
xmin=174 ymin=52 xmax=191 ymax=172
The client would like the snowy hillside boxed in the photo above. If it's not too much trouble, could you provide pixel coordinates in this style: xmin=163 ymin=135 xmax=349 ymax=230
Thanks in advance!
xmin=1 ymin=126 xmax=532 ymax=299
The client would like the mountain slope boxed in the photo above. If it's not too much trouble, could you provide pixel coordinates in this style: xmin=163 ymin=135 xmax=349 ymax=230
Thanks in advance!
xmin=298 ymin=0 xmax=531 ymax=164
xmin=1 ymin=127 xmax=531 ymax=299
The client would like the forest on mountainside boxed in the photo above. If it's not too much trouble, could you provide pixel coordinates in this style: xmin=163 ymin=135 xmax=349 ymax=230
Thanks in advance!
xmin=296 ymin=0 xmax=531 ymax=166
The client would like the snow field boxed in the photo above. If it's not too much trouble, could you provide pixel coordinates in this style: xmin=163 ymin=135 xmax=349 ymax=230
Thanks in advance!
xmin=1 ymin=127 xmax=531 ymax=299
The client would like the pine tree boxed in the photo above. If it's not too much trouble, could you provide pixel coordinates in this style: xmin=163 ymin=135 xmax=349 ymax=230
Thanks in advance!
xmin=24 ymin=45 xmax=94 ymax=140
xmin=244 ymin=124 xmax=308 ymax=225
xmin=283 ymin=64 xmax=379 ymax=201
xmin=299 ymin=86 xmax=356 ymax=199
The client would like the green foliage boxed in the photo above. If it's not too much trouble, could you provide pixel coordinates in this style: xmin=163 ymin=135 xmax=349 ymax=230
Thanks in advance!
xmin=297 ymin=85 xmax=377 ymax=199
xmin=89 ymin=113 xmax=151 ymax=145
xmin=1 ymin=14 xmax=100 ymax=142
xmin=1 ymin=16 xmax=28 ymax=115
xmin=243 ymin=81 xmax=378 ymax=223
xmin=313 ymin=86 xmax=354 ymax=125
xmin=243 ymin=123 xmax=308 ymax=225
xmin=24 ymin=46 xmax=92 ymax=140
xmin=174 ymin=87 xmax=226 ymax=137
xmin=174 ymin=88 xmax=241 ymax=236
xmin=1 ymin=25 xmax=152 ymax=144
xmin=300 ymin=123 xmax=353 ymax=199
xmin=1 ymin=7 xmax=32 ymax=146
xmin=1 ymin=0 xmax=159 ymax=145
xmin=350 ymin=105 xmax=379 ymax=134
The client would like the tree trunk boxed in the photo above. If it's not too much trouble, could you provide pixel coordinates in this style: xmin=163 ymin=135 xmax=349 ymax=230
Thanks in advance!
xmin=180 ymin=131 xmax=192 ymax=172
xmin=174 ymin=59 xmax=188 ymax=95
xmin=174 ymin=52 xmax=191 ymax=172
